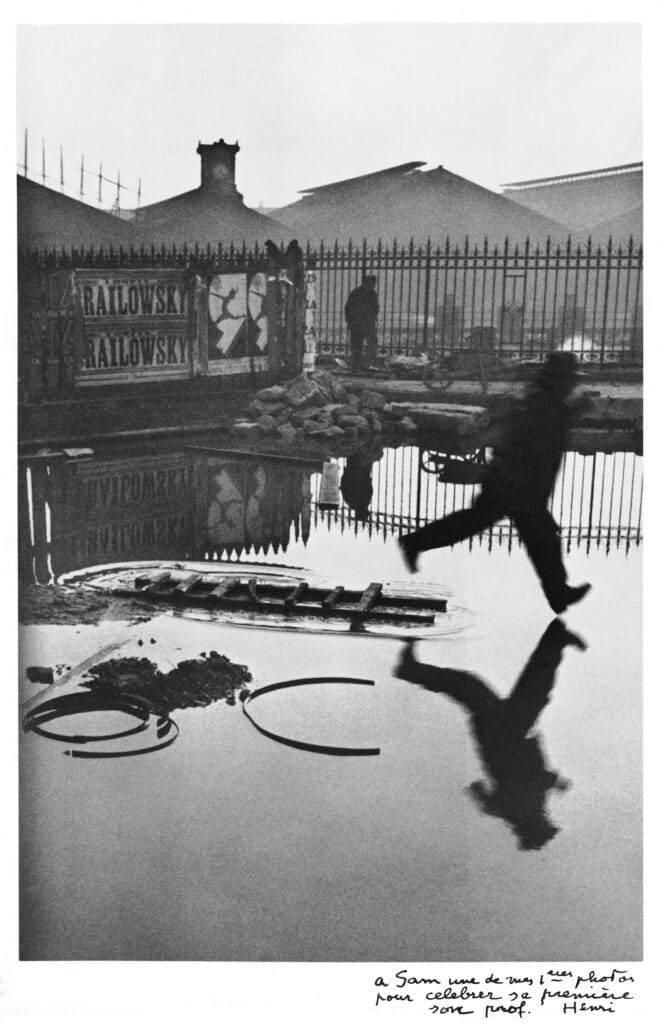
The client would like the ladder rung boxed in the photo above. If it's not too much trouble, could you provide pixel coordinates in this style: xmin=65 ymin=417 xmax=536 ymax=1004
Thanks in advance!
xmin=209 ymin=580 xmax=236 ymax=600
xmin=285 ymin=582 xmax=308 ymax=608
xmin=355 ymin=582 xmax=383 ymax=616
xmin=175 ymin=573 xmax=202 ymax=594
xmin=322 ymin=586 xmax=344 ymax=610
xmin=146 ymin=572 xmax=172 ymax=593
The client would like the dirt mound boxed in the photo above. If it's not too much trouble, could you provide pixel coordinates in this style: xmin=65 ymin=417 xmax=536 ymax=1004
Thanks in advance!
xmin=81 ymin=651 xmax=252 ymax=712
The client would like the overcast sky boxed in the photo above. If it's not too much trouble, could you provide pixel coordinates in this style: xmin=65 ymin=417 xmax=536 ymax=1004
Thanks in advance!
xmin=16 ymin=23 xmax=641 ymax=210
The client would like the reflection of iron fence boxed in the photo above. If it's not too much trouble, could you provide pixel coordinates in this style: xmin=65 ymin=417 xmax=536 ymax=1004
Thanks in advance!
xmin=19 ymin=444 xmax=643 ymax=587
xmin=305 ymin=237 xmax=643 ymax=365
xmin=313 ymin=447 xmax=643 ymax=555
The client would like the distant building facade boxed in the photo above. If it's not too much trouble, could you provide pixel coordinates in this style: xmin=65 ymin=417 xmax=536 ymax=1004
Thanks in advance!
xmin=501 ymin=163 xmax=642 ymax=243
xmin=271 ymin=162 xmax=568 ymax=246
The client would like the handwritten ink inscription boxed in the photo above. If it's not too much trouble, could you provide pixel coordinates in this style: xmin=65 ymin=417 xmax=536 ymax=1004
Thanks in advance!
xmin=373 ymin=968 xmax=636 ymax=1016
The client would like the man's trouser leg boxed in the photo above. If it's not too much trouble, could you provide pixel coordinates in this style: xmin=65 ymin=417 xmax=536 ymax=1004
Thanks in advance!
xmin=365 ymin=325 xmax=378 ymax=367
xmin=512 ymin=507 xmax=568 ymax=610
xmin=405 ymin=489 xmax=504 ymax=553
xmin=349 ymin=327 xmax=364 ymax=371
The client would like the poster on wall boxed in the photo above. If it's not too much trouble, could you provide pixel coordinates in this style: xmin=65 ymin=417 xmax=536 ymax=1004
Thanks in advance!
xmin=206 ymin=271 xmax=269 ymax=375
xmin=303 ymin=268 xmax=318 ymax=372
xmin=74 ymin=269 xmax=192 ymax=386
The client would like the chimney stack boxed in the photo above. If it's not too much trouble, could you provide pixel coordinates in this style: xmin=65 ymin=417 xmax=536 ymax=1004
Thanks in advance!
xmin=197 ymin=138 xmax=242 ymax=201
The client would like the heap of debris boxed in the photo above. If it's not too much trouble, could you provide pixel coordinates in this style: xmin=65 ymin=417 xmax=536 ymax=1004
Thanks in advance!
xmin=231 ymin=369 xmax=417 ymax=448
xmin=81 ymin=651 xmax=252 ymax=713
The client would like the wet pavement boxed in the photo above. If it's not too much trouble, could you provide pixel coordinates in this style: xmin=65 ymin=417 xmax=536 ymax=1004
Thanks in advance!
xmin=19 ymin=441 xmax=642 ymax=961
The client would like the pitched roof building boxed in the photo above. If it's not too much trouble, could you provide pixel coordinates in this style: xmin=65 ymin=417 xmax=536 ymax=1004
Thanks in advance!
xmin=501 ymin=163 xmax=642 ymax=241
xmin=17 ymin=173 xmax=133 ymax=250
xmin=271 ymin=162 xmax=567 ymax=246
xmin=130 ymin=138 xmax=285 ymax=247
xmin=17 ymin=137 xmax=285 ymax=252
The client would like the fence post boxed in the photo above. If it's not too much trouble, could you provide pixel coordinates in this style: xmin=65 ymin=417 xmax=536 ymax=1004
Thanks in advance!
xmin=422 ymin=238 xmax=432 ymax=352
xmin=599 ymin=235 xmax=613 ymax=366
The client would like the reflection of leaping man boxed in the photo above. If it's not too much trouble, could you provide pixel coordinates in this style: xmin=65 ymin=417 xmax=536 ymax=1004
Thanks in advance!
xmin=395 ymin=620 xmax=587 ymax=851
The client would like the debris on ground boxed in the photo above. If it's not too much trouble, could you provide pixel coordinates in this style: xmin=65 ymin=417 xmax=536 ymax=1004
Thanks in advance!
xmin=19 ymin=584 xmax=155 ymax=626
xmin=228 ymin=368 xmax=420 ymax=453
xmin=26 ymin=666 xmax=55 ymax=685
xmin=80 ymin=651 xmax=252 ymax=712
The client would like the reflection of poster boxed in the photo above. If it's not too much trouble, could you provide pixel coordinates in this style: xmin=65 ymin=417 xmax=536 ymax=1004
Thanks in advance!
xmin=196 ymin=456 xmax=312 ymax=558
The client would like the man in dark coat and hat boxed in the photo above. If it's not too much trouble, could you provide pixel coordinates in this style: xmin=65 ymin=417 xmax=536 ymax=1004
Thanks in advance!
xmin=398 ymin=351 xmax=591 ymax=614
xmin=344 ymin=275 xmax=379 ymax=372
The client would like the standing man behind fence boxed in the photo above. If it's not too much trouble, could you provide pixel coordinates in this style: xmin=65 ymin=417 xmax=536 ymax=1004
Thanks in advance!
xmin=344 ymin=275 xmax=379 ymax=372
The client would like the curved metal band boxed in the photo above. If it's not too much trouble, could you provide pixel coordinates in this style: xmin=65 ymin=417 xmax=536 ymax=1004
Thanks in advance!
xmin=65 ymin=716 xmax=180 ymax=759
xmin=23 ymin=693 xmax=151 ymax=744
xmin=242 ymin=677 xmax=380 ymax=756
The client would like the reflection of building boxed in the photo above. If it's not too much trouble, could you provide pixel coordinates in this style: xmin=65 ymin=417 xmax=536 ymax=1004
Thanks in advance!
xmin=19 ymin=448 xmax=314 ymax=583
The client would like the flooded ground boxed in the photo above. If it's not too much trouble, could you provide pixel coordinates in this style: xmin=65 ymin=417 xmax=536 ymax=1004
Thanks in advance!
xmin=19 ymin=441 xmax=642 ymax=961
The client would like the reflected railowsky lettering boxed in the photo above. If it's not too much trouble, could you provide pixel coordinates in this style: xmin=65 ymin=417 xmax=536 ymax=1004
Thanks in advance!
xmin=395 ymin=619 xmax=587 ymax=851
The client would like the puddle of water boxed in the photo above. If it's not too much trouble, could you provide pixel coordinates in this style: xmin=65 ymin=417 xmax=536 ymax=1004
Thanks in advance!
xmin=19 ymin=441 xmax=642 ymax=961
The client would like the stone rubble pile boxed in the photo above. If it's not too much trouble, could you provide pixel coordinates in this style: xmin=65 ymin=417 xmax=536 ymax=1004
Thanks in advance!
xmin=231 ymin=370 xmax=417 ymax=448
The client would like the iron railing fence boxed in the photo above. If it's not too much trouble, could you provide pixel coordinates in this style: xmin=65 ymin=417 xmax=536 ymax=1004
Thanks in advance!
xmin=304 ymin=236 xmax=643 ymax=366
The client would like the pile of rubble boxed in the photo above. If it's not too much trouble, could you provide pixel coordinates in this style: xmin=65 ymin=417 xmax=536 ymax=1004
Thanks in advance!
xmin=231 ymin=370 xmax=417 ymax=449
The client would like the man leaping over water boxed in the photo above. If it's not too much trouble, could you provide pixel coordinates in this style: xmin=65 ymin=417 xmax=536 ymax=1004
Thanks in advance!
xmin=399 ymin=351 xmax=591 ymax=615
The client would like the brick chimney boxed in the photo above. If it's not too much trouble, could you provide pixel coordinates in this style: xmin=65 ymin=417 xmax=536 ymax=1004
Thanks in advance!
xmin=196 ymin=138 xmax=242 ymax=201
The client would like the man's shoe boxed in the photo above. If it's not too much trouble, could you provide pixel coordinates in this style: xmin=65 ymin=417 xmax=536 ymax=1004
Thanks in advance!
xmin=549 ymin=582 xmax=592 ymax=615
xmin=398 ymin=536 xmax=419 ymax=573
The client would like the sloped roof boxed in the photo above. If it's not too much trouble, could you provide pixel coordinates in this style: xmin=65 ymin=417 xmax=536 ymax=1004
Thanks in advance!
xmin=273 ymin=162 xmax=567 ymax=245
xmin=17 ymin=175 xmax=133 ymax=250
xmin=502 ymin=164 xmax=643 ymax=232
xmin=130 ymin=186 xmax=287 ymax=247
xmin=297 ymin=162 xmax=425 ymax=196
xmin=580 ymin=204 xmax=643 ymax=246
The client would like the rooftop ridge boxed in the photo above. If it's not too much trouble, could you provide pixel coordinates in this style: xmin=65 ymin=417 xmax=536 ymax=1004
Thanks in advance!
xmin=298 ymin=161 xmax=425 ymax=195
xmin=501 ymin=162 xmax=643 ymax=190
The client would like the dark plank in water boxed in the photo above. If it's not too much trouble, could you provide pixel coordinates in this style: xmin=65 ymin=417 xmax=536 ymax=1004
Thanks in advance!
xmin=209 ymin=580 xmax=237 ymax=600
xmin=284 ymin=582 xmax=309 ymax=608
xmin=175 ymin=573 xmax=202 ymax=594
xmin=354 ymin=582 xmax=383 ymax=617
xmin=145 ymin=572 xmax=172 ymax=592
xmin=322 ymin=586 xmax=344 ymax=611
xmin=186 ymin=445 xmax=322 ymax=468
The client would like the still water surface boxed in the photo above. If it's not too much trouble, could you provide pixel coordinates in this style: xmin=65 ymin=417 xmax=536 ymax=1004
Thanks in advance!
xmin=20 ymin=443 xmax=642 ymax=961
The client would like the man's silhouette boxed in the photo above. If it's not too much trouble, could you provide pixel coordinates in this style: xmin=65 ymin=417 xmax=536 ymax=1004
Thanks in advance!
xmin=399 ymin=351 xmax=591 ymax=614
xmin=395 ymin=620 xmax=586 ymax=850
xmin=344 ymin=275 xmax=379 ymax=372
xmin=340 ymin=451 xmax=378 ymax=522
